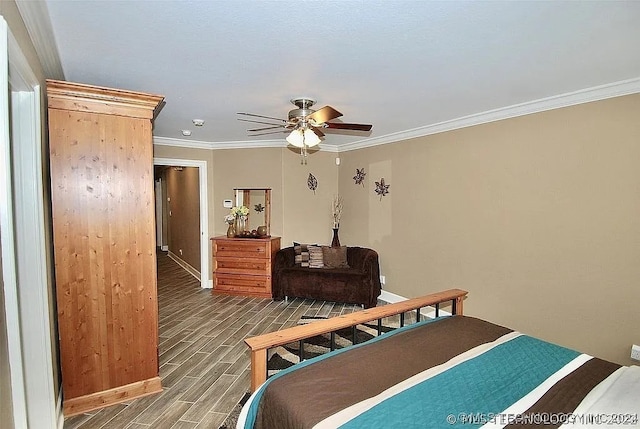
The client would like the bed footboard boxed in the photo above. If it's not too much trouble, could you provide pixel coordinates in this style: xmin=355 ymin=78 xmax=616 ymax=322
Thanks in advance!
xmin=244 ymin=288 xmax=468 ymax=391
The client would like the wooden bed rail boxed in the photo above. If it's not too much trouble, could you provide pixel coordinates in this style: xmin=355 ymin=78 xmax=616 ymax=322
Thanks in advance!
xmin=244 ymin=288 xmax=468 ymax=391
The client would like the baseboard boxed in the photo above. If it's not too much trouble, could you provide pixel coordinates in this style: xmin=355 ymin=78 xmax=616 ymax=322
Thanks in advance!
xmin=379 ymin=290 xmax=406 ymax=304
xmin=161 ymin=245 xmax=168 ymax=251
xmin=62 ymin=377 xmax=162 ymax=417
xmin=167 ymin=251 xmax=201 ymax=282
xmin=379 ymin=290 xmax=452 ymax=318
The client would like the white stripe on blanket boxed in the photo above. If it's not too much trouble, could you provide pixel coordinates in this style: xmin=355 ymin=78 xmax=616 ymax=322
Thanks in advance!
xmin=480 ymin=354 xmax=593 ymax=429
xmin=559 ymin=365 xmax=640 ymax=428
xmin=313 ymin=331 xmax=523 ymax=429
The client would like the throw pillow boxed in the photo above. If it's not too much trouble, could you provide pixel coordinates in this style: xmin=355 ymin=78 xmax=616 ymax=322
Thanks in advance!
xmin=307 ymin=245 xmax=324 ymax=269
xmin=293 ymin=242 xmax=311 ymax=267
xmin=322 ymin=246 xmax=349 ymax=269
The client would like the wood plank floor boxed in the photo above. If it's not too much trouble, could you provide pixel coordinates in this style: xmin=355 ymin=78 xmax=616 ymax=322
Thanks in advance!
xmin=63 ymin=251 xmax=366 ymax=429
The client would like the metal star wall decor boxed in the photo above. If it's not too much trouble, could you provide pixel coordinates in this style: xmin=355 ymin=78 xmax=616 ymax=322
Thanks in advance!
xmin=374 ymin=178 xmax=390 ymax=200
xmin=353 ymin=168 xmax=366 ymax=186
xmin=254 ymin=203 xmax=264 ymax=213
xmin=307 ymin=173 xmax=318 ymax=194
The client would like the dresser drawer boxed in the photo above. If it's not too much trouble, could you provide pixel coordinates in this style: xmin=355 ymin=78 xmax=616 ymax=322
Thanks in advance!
xmin=210 ymin=236 xmax=280 ymax=298
xmin=214 ymin=240 xmax=269 ymax=258
xmin=214 ymin=273 xmax=270 ymax=297
xmin=214 ymin=257 xmax=270 ymax=275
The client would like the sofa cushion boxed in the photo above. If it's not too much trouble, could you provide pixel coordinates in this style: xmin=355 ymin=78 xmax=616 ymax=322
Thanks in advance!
xmin=293 ymin=242 xmax=312 ymax=267
xmin=322 ymin=246 xmax=349 ymax=269
xmin=308 ymin=245 xmax=324 ymax=268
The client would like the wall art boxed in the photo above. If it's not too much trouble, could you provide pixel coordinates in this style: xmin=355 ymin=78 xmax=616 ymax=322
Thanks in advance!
xmin=307 ymin=173 xmax=318 ymax=194
xmin=353 ymin=168 xmax=366 ymax=186
xmin=374 ymin=178 xmax=390 ymax=200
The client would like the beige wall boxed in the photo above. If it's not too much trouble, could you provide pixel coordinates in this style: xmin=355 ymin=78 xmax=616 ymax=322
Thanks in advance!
xmin=165 ymin=167 xmax=201 ymax=271
xmin=211 ymin=147 xmax=339 ymax=246
xmin=340 ymin=94 xmax=640 ymax=365
xmin=211 ymin=147 xmax=284 ymax=239
xmin=281 ymin=148 xmax=339 ymax=246
xmin=155 ymin=145 xmax=341 ymax=262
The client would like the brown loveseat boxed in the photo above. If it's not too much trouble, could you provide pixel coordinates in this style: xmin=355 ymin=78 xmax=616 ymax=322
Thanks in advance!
xmin=272 ymin=246 xmax=382 ymax=308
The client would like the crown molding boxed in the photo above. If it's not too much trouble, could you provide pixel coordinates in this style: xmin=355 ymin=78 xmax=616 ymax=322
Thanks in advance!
xmin=153 ymin=135 xmax=339 ymax=152
xmin=338 ymin=77 xmax=640 ymax=152
xmin=153 ymin=136 xmax=284 ymax=150
xmin=15 ymin=1 xmax=64 ymax=80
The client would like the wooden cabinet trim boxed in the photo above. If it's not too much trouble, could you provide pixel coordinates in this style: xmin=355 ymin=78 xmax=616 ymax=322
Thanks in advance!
xmin=46 ymin=79 xmax=165 ymax=119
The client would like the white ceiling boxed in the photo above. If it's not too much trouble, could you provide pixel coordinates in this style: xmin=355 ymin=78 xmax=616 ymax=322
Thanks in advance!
xmin=40 ymin=0 xmax=640 ymax=149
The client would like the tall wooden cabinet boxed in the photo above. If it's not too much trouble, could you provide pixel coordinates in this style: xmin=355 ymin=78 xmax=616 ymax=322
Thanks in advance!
xmin=47 ymin=80 xmax=165 ymax=416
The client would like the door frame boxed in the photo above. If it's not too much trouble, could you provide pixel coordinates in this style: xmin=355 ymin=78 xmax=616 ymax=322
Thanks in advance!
xmin=153 ymin=157 xmax=211 ymax=289
xmin=0 ymin=17 xmax=59 ymax=428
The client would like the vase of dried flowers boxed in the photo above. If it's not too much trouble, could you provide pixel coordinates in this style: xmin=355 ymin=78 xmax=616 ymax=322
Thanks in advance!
xmin=331 ymin=195 xmax=343 ymax=247
xmin=331 ymin=228 xmax=340 ymax=247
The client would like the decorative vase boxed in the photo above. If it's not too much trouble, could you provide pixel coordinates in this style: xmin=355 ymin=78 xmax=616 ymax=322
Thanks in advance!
xmin=226 ymin=222 xmax=236 ymax=238
xmin=257 ymin=225 xmax=267 ymax=237
xmin=331 ymin=227 xmax=340 ymax=247
xmin=234 ymin=216 xmax=246 ymax=235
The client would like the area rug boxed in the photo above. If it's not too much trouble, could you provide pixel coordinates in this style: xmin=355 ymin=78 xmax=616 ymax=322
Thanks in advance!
xmin=267 ymin=322 xmax=395 ymax=376
xmin=219 ymin=391 xmax=251 ymax=429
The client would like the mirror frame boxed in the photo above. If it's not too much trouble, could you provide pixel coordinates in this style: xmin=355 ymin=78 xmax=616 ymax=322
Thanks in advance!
xmin=234 ymin=188 xmax=271 ymax=236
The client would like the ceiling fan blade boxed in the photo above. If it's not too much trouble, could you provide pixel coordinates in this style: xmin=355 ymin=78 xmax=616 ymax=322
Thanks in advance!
xmin=311 ymin=127 xmax=325 ymax=138
xmin=307 ymin=106 xmax=342 ymax=124
xmin=248 ymin=126 xmax=285 ymax=132
xmin=238 ymin=118 xmax=287 ymax=126
xmin=248 ymin=130 xmax=289 ymax=136
xmin=238 ymin=112 xmax=288 ymax=123
xmin=325 ymin=122 xmax=372 ymax=132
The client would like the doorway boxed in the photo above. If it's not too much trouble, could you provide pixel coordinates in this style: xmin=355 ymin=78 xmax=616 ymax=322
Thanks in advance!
xmin=153 ymin=158 xmax=210 ymax=289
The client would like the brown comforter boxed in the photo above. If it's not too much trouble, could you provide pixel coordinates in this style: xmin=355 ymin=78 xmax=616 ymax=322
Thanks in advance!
xmin=246 ymin=316 xmax=620 ymax=429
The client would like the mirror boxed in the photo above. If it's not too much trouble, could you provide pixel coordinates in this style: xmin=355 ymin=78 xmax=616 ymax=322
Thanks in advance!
xmin=234 ymin=188 xmax=271 ymax=236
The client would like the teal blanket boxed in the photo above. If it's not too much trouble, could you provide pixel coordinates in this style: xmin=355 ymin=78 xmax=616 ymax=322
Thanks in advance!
xmin=339 ymin=335 xmax=579 ymax=428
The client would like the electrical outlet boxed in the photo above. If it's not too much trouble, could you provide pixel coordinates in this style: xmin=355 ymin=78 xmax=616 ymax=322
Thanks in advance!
xmin=631 ymin=345 xmax=640 ymax=361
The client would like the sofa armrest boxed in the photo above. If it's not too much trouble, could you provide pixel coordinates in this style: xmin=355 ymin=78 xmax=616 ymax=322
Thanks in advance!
xmin=274 ymin=246 xmax=296 ymax=270
xmin=347 ymin=247 xmax=382 ymax=307
xmin=272 ymin=246 xmax=296 ymax=299
xmin=347 ymin=247 xmax=374 ymax=271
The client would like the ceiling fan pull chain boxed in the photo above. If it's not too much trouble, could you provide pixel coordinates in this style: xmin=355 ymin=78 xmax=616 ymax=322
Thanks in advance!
xmin=301 ymin=133 xmax=308 ymax=164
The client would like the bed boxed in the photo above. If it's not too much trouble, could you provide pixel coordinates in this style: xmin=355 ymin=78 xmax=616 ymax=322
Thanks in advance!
xmin=240 ymin=289 xmax=640 ymax=428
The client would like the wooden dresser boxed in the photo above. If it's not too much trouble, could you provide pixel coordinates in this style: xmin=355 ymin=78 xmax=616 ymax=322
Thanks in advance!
xmin=212 ymin=236 xmax=281 ymax=298
xmin=47 ymin=80 xmax=164 ymax=416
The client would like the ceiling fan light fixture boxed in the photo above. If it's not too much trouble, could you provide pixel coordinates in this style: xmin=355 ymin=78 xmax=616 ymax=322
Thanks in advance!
xmin=303 ymin=128 xmax=321 ymax=147
xmin=286 ymin=129 xmax=304 ymax=147
xmin=286 ymin=128 xmax=321 ymax=148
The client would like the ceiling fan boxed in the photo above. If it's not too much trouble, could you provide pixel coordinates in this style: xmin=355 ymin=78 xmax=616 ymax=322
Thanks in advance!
xmin=238 ymin=98 xmax=372 ymax=163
